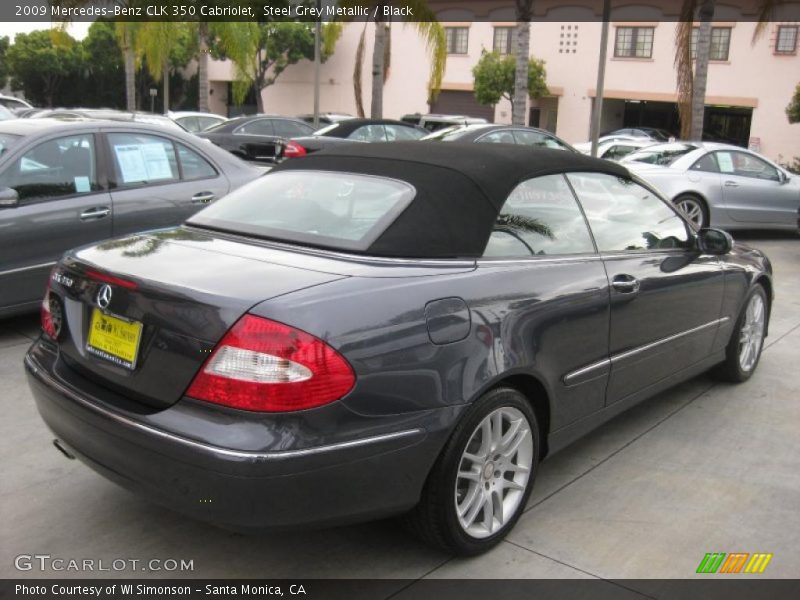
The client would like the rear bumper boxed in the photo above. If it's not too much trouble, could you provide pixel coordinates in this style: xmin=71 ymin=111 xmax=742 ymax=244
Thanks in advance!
xmin=25 ymin=342 xmax=455 ymax=530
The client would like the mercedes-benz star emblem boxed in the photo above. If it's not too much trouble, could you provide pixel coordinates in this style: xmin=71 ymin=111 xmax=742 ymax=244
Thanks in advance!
xmin=96 ymin=284 xmax=113 ymax=309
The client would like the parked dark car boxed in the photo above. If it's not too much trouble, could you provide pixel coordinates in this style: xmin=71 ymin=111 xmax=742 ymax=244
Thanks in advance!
xmin=422 ymin=123 xmax=577 ymax=153
xmin=26 ymin=143 xmax=772 ymax=556
xmin=297 ymin=113 xmax=354 ymax=127
xmin=280 ymin=118 xmax=427 ymax=158
xmin=0 ymin=118 xmax=261 ymax=318
xmin=197 ymin=115 xmax=316 ymax=163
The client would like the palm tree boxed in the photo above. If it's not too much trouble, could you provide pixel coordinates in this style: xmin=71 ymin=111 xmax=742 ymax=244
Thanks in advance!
xmin=348 ymin=1 xmax=446 ymax=118
xmin=196 ymin=22 xmax=258 ymax=113
xmin=675 ymin=0 xmax=779 ymax=140
xmin=52 ymin=1 xmax=141 ymax=111
xmin=135 ymin=22 xmax=191 ymax=112
xmin=513 ymin=1 xmax=534 ymax=126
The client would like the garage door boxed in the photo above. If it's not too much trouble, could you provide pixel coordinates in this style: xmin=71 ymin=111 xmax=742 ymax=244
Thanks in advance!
xmin=431 ymin=91 xmax=494 ymax=121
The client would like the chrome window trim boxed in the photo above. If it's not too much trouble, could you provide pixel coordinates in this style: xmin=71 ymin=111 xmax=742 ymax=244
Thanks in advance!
xmin=563 ymin=317 xmax=730 ymax=386
xmin=25 ymin=354 xmax=422 ymax=462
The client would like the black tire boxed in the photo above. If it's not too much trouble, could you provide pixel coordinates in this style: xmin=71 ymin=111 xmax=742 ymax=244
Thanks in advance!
xmin=674 ymin=194 xmax=709 ymax=228
xmin=404 ymin=387 xmax=540 ymax=556
xmin=714 ymin=285 xmax=768 ymax=383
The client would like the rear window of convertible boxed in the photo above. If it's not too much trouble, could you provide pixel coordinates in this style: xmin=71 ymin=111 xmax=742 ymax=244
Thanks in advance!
xmin=187 ymin=170 xmax=416 ymax=252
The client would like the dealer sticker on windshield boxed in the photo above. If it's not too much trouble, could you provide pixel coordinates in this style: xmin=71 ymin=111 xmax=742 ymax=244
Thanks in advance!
xmin=86 ymin=308 xmax=143 ymax=370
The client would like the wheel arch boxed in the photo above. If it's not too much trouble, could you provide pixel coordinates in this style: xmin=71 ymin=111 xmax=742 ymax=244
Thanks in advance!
xmin=490 ymin=373 xmax=552 ymax=459
xmin=753 ymin=274 xmax=773 ymax=336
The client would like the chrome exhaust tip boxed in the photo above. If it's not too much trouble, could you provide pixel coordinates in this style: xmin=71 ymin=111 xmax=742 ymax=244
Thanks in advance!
xmin=52 ymin=439 xmax=75 ymax=460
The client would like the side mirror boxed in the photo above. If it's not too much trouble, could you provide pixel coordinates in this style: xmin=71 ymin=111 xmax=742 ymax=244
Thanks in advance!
xmin=0 ymin=187 xmax=19 ymax=208
xmin=697 ymin=227 xmax=733 ymax=255
xmin=779 ymin=171 xmax=790 ymax=185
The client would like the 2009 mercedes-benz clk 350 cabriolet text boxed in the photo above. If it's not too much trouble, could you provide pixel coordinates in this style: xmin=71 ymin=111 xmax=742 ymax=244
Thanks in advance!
xmin=25 ymin=143 xmax=773 ymax=555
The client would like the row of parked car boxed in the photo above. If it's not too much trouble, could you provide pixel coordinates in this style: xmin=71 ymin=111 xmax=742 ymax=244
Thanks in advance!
xmin=0 ymin=95 xmax=797 ymax=318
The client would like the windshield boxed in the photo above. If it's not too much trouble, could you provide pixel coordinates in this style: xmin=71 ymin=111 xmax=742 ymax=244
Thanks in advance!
xmin=0 ymin=133 xmax=22 ymax=157
xmin=621 ymin=143 xmax=698 ymax=166
xmin=188 ymin=170 xmax=416 ymax=252
xmin=0 ymin=106 xmax=15 ymax=121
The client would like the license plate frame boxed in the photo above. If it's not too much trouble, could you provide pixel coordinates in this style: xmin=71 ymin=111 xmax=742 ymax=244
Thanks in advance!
xmin=86 ymin=308 xmax=143 ymax=370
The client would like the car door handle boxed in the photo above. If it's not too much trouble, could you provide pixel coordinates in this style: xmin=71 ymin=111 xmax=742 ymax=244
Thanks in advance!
xmin=611 ymin=275 xmax=640 ymax=294
xmin=79 ymin=206 xmax=111 ymax=221
xmin=724 ymin=180 xmax=739 ymax=188
xmin=191 ymin=192 xmax=215 ymax=204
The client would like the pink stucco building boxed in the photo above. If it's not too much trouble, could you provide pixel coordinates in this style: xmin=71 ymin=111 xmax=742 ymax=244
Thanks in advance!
xmin=206 ymin=7 xmax=799 ymax=163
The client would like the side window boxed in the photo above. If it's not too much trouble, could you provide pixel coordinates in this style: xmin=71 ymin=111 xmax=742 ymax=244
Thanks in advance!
xmin=107 ymin=133 xmax=179 ymax=187
xmin=349 ymin=125 xmax=387 ymax=142
xmin=197 ymin=116 xmax=222 ymax=131
xmin=483 ymin=174 xmax=596 ymax=258
xmin=235 ymin=119 xmax=274 ymax=135
xmin=567 ymin=172 xmax=691 ymax=252
xmin=513 ymin=130 xmax=570 ymax=151
xmin=384 ymin=125 xmax=425 ymax=141
xmin=177 ymin=116 xmax=200 ymax=132
xmin=0 ymin=134 xmax=98 ymax=203
xmin=177 ymin=144 xmax=217 ymax=180
xmin=273 ymin=120 xmax=313 ymax=137
xmin=690 ymin=153 xmax=719 ymax=173
xmin=477 ymin=130 xmax=516 ymax=144
xmin=726 ymin=151 xmax=780 ymax=181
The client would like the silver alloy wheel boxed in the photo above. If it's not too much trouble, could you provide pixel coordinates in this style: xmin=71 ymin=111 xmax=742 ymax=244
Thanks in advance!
xmin=676 ymin=197 xmax=704 ymax=227
xmin=739 ymin=293 xmax=766 ymax=372
xmin=455 ymin=407 xmax=533 ymax=539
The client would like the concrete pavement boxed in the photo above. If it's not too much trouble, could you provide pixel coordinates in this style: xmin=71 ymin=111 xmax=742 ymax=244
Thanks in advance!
xmin=1 ymin=233 xmax=798 ymax=589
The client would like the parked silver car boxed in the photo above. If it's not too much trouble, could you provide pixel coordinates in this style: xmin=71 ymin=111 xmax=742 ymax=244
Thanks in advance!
xmin=621 ymin=142 xmax=799 ymax=231
xmin=0 ymin=119 xmax=261 ymax=317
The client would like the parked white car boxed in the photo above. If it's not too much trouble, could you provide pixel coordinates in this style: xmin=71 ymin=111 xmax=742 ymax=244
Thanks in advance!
xmin=167 ymin=111 xmax=228 ymax=133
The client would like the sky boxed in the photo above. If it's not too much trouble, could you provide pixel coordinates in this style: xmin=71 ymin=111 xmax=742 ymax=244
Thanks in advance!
xmin=0 ymin=21 xmax=91 ymax=41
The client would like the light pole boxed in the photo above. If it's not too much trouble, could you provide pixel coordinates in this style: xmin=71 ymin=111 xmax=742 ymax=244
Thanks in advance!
xmin=590 ymin=0 xmax=611 ymax=158
xmin=313 ymin=0 xmax=322 ymax=129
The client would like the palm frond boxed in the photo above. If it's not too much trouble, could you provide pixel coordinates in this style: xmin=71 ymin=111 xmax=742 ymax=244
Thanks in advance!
xmin=497 ymin=214 xmax=554 ymax=240
xmin=752 ymin=0 xmax=780 ymax=44
xmin=403 ymin=0 xmax=447 ymax=104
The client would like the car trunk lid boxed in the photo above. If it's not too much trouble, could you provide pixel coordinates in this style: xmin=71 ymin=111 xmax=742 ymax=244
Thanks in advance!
xmin=49 ymin=228 xmax=347 ymax=409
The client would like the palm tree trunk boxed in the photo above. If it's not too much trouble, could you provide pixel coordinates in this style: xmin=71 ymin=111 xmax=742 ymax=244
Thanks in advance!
xmin=370 ymin=20 xmax=387 ymax=119
xmin=256 ymin=84 xmax=265 ymax=113
xmin=691 ymin=0 xmax=715 ymax=140
xmin=162 ymin=63 xmax=170 ymax=113
xmin=513 ymin=1 xmax=533 ymax=126
xmin=198 ymin=23 xmax=210 ymax=112
xmin=123 ymin=32 xmax=136 ymax=111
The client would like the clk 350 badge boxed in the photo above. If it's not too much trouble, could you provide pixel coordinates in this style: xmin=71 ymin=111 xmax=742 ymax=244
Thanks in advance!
xmin=51 ymin=271 xmax=74 ymax=288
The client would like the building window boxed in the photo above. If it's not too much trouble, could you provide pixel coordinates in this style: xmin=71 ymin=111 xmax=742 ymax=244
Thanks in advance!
xmin=614 ymin=27 xmax=654 ymax=58
xmin=493 ymin=27 xmax=514 ymax=54
xmin=691 ymin=27 xmax=731 ymax=60
xmin=445 ymin=27 xmax=469 ymax=55
xmin=775 ymin=25 xmax=798 ymax=54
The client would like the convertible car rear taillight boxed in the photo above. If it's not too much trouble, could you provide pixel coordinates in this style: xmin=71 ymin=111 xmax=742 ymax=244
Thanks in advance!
xmin=186 ymin=315 xmax=355 ymax=412
xmin=283 ymin=140 xmax=307 ymax=158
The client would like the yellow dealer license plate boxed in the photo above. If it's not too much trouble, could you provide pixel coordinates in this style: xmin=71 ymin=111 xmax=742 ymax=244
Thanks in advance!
xmin=86 ymin=308 xmax=143 ymax=370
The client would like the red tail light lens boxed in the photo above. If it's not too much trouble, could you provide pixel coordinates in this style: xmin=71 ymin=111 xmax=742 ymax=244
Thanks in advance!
xmin=283 ymin=141 xmax=307 ymax=158
xmin=41 ymin=292 xmax=57 ymax=340
xmin=186 ymin=315 xmax=355 ymax=412
xmin=85 ymin=269 xmax=138 ymax=290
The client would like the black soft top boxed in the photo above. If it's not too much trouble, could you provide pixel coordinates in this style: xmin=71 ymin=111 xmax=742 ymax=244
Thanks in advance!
xmin=320 ymin=118 xmax=421 ymax=138
xmin=270 ymin=142 xmax=630 ymax=259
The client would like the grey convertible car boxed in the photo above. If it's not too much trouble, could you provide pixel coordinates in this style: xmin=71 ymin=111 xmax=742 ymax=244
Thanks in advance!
xmin=622 ymin=142 xmax=800 ymax=231
xmin=0 ymin=119 xmax=261 ymax=317
xmin=26 ymin=143 xmax=772 ymax=555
